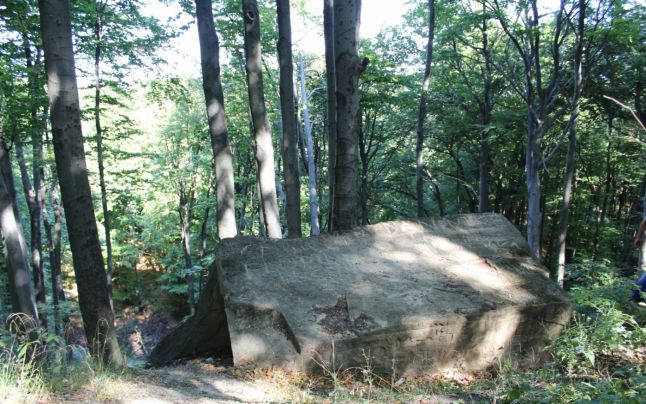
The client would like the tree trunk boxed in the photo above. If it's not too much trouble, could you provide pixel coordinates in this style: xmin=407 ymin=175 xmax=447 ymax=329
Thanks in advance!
xmin=593 ymin=120 xmax=613 ymax=258
xmin=323 ymin=0 xmax=337 ymax=231
xmin=276 ymin=0 xmax=302 ymax=238
xmin=14 ymin=144 xmax=45 ymax=307
xmin=242 ymin=0 xmax=282 ymax=238
xmin=197 ymin=178 xmax=212 ymax=294
xmin=38 ymin=0 xmax=123 ymax=366
xmin=43 ymin=178 xmax=65 ymax=305
xmin=300 ymin=58 xmax=320 ymax=235
xmin=556 ymin=0 xmax=585 ymax=287
xmin=526 ymin=123 xmax=542 ymax=262
xmin=416 ymin=0 xmax=435 ymax=218
xmin=332 ymin=0 xmax=362 ymax=231
xmin=93 ymin=15 xmax=114 ymax=308
xmin=0 ymin=134 xmax=39 ymax=327
xmin=194 ymin=0 xmax=237 ymax=239
xmin=478 ymin=0 xmax=492 ymax=213
xmin=179 ymin=191 xmax=195 ymax=316
xmin=358 ymin=109 xmax=369 ymax=225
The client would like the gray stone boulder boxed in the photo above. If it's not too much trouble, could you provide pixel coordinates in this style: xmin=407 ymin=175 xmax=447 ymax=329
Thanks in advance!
xmin=149 ymin=213 xmax=572 ymax=376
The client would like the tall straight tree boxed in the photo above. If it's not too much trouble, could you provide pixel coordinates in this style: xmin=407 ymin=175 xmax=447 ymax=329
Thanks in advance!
xmin=194 ymin=0 xmax=237 ymax=239
xmin=556 ymin=0 xmax=586 ymax=287
xmin=331 ymin=0 xmax=363 ymax=231
xmin=0 ymin=133 xmax=39 ymax=327
xmin=299 ymin=57 xmax=320 ymax=235
xmin=494 ymin=0 xmax=570 ymax=261
xmin=478 ymin=0 xmax=493 ymax=213
xmin=38 ymin=0 xmax=123 ymax=366
xmin=415 ymin=0 xmax=436 ymax=217
xmin=242 ymin=0 xmax=282 ymax=238
xmin=276 ymin=0 xmax=301 ymax=238
xmin=323 ymin=0 xmax=337 ymax=231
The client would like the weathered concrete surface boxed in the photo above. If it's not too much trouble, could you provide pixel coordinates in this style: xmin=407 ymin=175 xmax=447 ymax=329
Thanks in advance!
xmin=151 ymin=213 xmax=572 ymax=375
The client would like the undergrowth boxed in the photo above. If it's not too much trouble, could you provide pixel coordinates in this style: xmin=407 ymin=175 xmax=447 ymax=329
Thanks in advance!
xmin=0 ymin=315 xmax=129 ymax=403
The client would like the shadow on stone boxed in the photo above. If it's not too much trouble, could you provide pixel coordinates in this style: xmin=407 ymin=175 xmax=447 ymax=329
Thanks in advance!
xmin=149 ymin=213 xmax=572 ymax=376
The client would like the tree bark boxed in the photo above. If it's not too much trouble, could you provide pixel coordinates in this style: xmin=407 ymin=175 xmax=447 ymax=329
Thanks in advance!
xmin=478 ymin=0 xmax=492 ymax=213
xmin=0 ymin=134 xmax=39 ymax=327
xmin=179 ymin=190 xmax=195 ymax=316
xmin=495 ymin=0 xmax=568 ymax=262
xmin=323 ymin=0 xmax=337 ymax=231
xmin=14 ymin=145 xmax=45 ymax=307
xmin=194 ymin=0 xmax=238 ymax=239
xmin=43 ymin=177 xmax=65 ymax=306
xmin=242 ymin=0 xmax=282 ymax=238
xmin=593 ymin=119 xmax=613 ymax=258
xmin=38 ymin=0 xmax=123 ymax=366
xmin=276 ymin=0 xmax=302 ymax=238
xmin=93 ymin=10 xmax=114 ymax=308
xmin=358 ymin=109 xmax=369 ymax=225
xmin=331 ymin=0 xmax=362 ymax=231
xmin=17 ymin=39 xmax=46 ymax=308
xmin=556 ymin=0 xmax=585 ymax=287
xmin=416 ymin=0 xmax=435 ymax=218
xmin=299 ymin=58 xmax=320 ymax=235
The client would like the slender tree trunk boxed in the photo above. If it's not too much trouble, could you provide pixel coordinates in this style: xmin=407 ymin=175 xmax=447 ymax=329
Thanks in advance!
xmin=323 ymin=0 xmax=337 ymax=231
xmin=556 ymin=0 xmax=585 ymax=287
xmin=18 ymin=39 xmax=46 ymax=308
xmin=93 ymin=15 xmax=114 ymax=308
xmin=43 ymin=179 xmax=65 ymax=305
xmin=478 ymin=0 xmax=492 ymax=213
xmin=197 ymin=183 xmax=211 ymax=294
xmin=38 ymin=0 xmax=123 ymax=366
xmin=0 ymin=135 xmax=39 ymax=327
xmin=300 ymin=58 xmax=320 ymax=235
xmin=593 ymin=120 xmax=613 ymax=257
xmin=332 ymin=0 xmax=362 ymax=231
xmin=358 ymin=110 xmax=369 ymax=225
xmin=431 ymin=180 xmax=444 ymax=216
xmin=416 ymin=0 xmax=435 ymax=218
xmin=179 ymin=191 xmax=195 ymax=316
xmin=242 ymin=0 xmax=282 ymax=238
xmin=14 ymin=145 xmax=46 ymax=308
xmin=194 ymin=0 xmax=237 ymax=239
xmin=526 ymin=123 xmax=542 ymax=261
xmin=276 ymin=0 xmax=302 ymax=238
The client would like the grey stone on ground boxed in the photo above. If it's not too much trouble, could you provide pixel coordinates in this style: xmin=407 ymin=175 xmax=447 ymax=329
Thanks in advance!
xmin=150 ymin=213 xmax=572 ymax=376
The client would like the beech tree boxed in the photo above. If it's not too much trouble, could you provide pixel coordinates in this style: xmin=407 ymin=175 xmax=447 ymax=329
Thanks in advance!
xmin=38 ymin=0 xmax=123 ymax=366
xmin=194 ymin=0 xmax=238 ymax=239
xmin=299 ymin=57 xmax=320 ymax=235
xmin=0 ymin=131 xmax=39 ymax=327
xmin=241 ymin=0 xmax=282 ymax=238
xmin=323 ymin=0 xmax=337 ymax=231
xmin=276 ymin=0 xmax=301 ymax=238
xmin=415 ymin=0 xmax=436 ymax=217
xmin=493 ymin=0 xmax=571 ymax=261
xmin=331 ymin=0 xmax=364 ymax=231
xmin=556 ymin=0 xmax=586 ymax=287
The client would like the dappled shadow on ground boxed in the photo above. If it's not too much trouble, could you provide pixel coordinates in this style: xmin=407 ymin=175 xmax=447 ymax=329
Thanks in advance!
xmin=59 ymin=362 xmax=283 ymax=403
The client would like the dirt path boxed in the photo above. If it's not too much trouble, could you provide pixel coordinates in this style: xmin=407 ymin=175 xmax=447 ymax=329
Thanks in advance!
xmin=57 ymin=362 xmax=293 ymax=403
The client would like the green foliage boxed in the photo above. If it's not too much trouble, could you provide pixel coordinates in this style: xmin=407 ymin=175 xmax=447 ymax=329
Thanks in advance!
xmin=553 ymin=261 xmax=646 ymax=375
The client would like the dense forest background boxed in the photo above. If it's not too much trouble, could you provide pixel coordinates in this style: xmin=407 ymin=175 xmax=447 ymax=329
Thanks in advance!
xmin=0 ymin=0 xmax=645 ymax=401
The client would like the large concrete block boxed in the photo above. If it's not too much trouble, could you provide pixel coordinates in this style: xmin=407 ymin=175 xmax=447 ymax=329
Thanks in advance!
xmin=216 ymin=213 xmax=572 ymax=375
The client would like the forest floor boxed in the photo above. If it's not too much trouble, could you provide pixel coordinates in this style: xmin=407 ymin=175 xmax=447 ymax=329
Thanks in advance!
xmin=45 ymin=358 xmax=492 ymax=403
